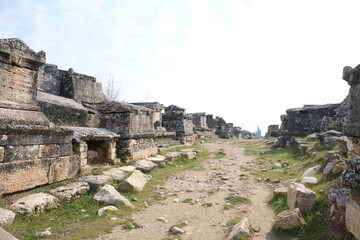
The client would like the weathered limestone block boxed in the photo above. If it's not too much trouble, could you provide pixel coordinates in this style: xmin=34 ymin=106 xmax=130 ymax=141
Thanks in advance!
xmin=117 ymin=138 xmax=158 ymax=161
xmin=102 ymin=168 xmax=126 ymax=180
xmin=118 ymin=166 xmax=136 ymax=172
xmin=135 ymin=159 xmax=157 ymax=173
xmin=0 ymin=208 xmax=16 ymax=227
xmin=11 ymin=193 xmax=60 ymax=215
xmin=0 ymin=147 xmax=4 ymax=162
xmin=0 ymin=227 xmax=18 ymax=240
xmin=146 ymin=155 xmax=166 ymax=168
xmin=342 ymin=158 xmax=360 ymax=191
xmin=345 ymin=198 xmax=360 ymax=239
xmin=39 ymin=144 xmax=60 ymax=158
xmin=265 ymin=125 xmax=280 ymax=138
xmin=274 ymin=208 xmax=306 ymax=230
xmin=227 ymin=217 xmax=250 ymax=240
xmin=180 ymin=151 xmax=196 ymax=160
xmin=4 ymin=145 xmax=39 ymax=162
xmin=162 ymin=105 xmax=194 ymax=138
xmin=119 ymin=170 xmax=151 ymax=191
xmin=273 ymin=187 xmax=288 ymax=196
xmin=132 ymin=102 xmax=164 ymax=127
xmin=48 ymin=156 xmax=80 ymax=183
xmin=165 ymin=152 xmax=182 ymax=162
xmin=287 ymin=183 xmax=316 ymax=214
xmin=37 ymin=91 xmax=88 ymax=126
xmin=93 ymin=185 xmax=134 ymax=208
xmin=50 ymin=182 xmax=90 ymax=202
xmin=78 ymin=175 xmax=113 ymax=190
xmin=301 ymin=176 xmax=318 ymax=186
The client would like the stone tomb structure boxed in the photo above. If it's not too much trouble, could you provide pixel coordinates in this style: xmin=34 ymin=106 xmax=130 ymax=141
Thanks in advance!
xmin=189 ymin=112 xmax=216 ymax=139
xmin=98 ymin=102 xmax=158 ymax=161
xmin=37 ymin=64 xmax=107 ymax=127
xmin=0 ymin=38 xmax=78 ymax=196
xmin=265 ymin=124 xmax=280 ymax=138
xmin=162 ymin=105 xmax=195 ymax=144
xmin=132 ymin=102 xmax=164 ymax=130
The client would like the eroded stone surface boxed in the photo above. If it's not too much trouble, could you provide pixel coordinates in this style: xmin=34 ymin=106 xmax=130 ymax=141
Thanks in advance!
xmin=97 ymin=206 xmax=119 ymax=217
xmin=274 ymin=208 xmax=306 ymax=230
xmin=146 ymin=155 xmax=166 ymax=168
xmin=119 ymin=170 xmax=151 ymax=191
xmin=135 ymin=159 xmax=157 ymax=173
xmin=227 ymin=217 xmax=250 ymax=240
xmin=50 ymin=182 xmax=90 ymax=202
xmin=11 ymin=193 xmax=60 ymax=215
xmin=93 ymin=185 xmax=133 ymax=208
xmin=287 ymin=183 xmax=316 ymax=215
xmin=345 ymin=198 xmax=360 ymax=239
xmin=78 ymin=175 xmax=113 ymax=190
xmin=102 ymin=168 xmax=126 ymax=180
xmin=0 ymin=208 xmax=15 ymax=227
xmin=0 ymin=227 xmax=18 ymax=240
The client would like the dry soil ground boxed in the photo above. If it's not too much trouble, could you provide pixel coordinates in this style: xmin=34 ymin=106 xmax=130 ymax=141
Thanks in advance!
xmin=92 ymin=140 xmax=278 ymax=240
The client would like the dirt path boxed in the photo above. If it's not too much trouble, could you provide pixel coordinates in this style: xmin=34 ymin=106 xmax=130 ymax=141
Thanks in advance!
xmin=93 ymin=140 xmax=278 ymax=240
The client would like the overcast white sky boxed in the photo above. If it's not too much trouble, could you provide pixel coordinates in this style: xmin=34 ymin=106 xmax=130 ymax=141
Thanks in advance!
xmin=1 ymin=0 xmax=357 ymax=134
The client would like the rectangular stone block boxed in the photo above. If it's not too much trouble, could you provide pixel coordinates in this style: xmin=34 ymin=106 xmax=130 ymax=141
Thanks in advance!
xmin=48 ymin=156 xmax=80 ymax=183
xmin=5 ymin=145 xmax=39 ymax=162
xmin=0 ymin=159 xmax=51 ymax=195
xmin=346 ymin=198 xmax=360 ymax=239
xmin=39 ymin=144 xmax=60 ymax=158
xmin=59 ymin=143 xmax=72 ymax=156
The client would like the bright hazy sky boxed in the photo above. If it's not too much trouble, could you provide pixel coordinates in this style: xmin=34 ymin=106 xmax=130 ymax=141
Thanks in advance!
xmin=1 ymin=0 xmax=357 ymax=134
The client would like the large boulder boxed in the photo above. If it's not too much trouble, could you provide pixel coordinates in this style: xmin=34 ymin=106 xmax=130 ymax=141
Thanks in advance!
xmin=78 ymin=175 xmax=113 ymax=190
xmin=301 ymin=176 xmax=318 ymax=186
xmin=287 ymin=183 xmax=316 ymax=214
xmin=50 ymin=182 xmax=90 ymax=202
xmin=93 ymin=185 xmax=134 ymax=208
xmin=102 ymin=168 xmax=126 ymax=180
xmin=227 ymin=217 xmax=250 ymax=240
xmin=135 ymin=159 xmax=157 ymax=173
xmin=11 ymin=193 xmax=60 ymax=215
xmin=0 ymin=208 xmax=15 ymax=227
xmin=274 ymin=208 xmax=306 ymax=230
xmin=119 ymin=170 xmax=151 ymax=191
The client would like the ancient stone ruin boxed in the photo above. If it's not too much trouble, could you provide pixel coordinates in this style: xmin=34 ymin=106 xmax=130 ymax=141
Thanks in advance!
xmin=0 ymin=39 xmax=78 ymax=195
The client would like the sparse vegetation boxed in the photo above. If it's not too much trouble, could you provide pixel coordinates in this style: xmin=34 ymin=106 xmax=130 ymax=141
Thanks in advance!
xmin=224 ymin=196 xmax=251 ymax=210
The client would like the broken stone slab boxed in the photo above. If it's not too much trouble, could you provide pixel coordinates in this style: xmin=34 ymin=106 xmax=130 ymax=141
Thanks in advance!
xmin=118 ymin=166 xmax=136 ymax=172
xmin=301 ymin=165 xmax=322 ymax=179
xmin=287 ymin=183 xmax=316 ymax=215
xmin=345 ymin=198 xmax=360 ymax=239
xmin=102 ymin=168 xmax=126 ymax=181
xmin=328 ymin=188 xmax=350 ymax=208
xmin=227 ymin=217 xmax=250 ymax=240
xmin=97 ymin=205 xmax=119 ymax=216
xmin=50 ymin=182 xmax=90 ymax=202
xmin=301 ymin=176 xmax=318 ymax=186
xmin=146 ymin=155 xmax=166 ymax=168
xmin=119 ymin=170 xmax=151 ymax=192
xmin=274 ymin=208 xmax=306 ymax=230
xmin=0 ymin=208 xmax=15 ymax=227
xmin=323 ymin=136 xmax=341 ymax=149
xmin=0 ymin=227 xmax=18 ymax=240
xmin=93 ymin=185 xmax=134 ymax=208
xmin=181 ymin=151 xmax=196 ymax=160
xmin=78 ymin=175 xmax=113 ymax=190
xmin=165 ymin=152 xmax=182 ymax=162
xmin=135 ymin=159 xmax=157 ymax=173
xmin=11 ymin=193 xmax=60 ymax=215
xmin=169 ymin=226 xmax=185 ymax=234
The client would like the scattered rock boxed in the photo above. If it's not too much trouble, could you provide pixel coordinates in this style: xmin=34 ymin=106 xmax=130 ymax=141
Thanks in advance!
xmin=301 ymin=176 xmax=318 ymax=186
xmin=11 ymin=193 xmax=60 ymax=215
xmin=118 ymin=166 xmax=136 ymax=172
xmin=50 ymin=182 xmax=90 ymax=202
xmin=35 ymin=228 xmax=52 ymax=237
xmin=146 ymin=155 xmax=166 ymax=168
xmin=135 ymin=159 xmax=157 ymax=173
xmin=181 ymin=151 xmax=196 ymax=160
xmin=274 ymin=208 xmax=306 ymax=230
xmin=287 ymin=183 xmax=316 ymax=214
xmin=281 ymin=161 xmax=289 ymax=168
xmin=78 ymin=175 xmax=113 ymax=190
xmin=119 ymin=170 xmax=151 ymax=191
xmin=97 ymin=206 xmax=119 ymax=216
xmin=157 ymin=217 xmax=168 ymax=223
xmin=301 ymin=165 xmax=322 ymax=178
xmin=170 ymin=226 xmax=185 ymax=234
xmin=273 ymin=163 xmax=281 ymax=169
xmin=93 ymin=185 xmax=134 ymax=208
xmin=102 ymin=168 xmax=127 ymax=180
xmin=165 ymin=152 xmax=182 ymax=162
xmin=0 ymin=208 xmax=15 ymax=227
xmin=0 ymin=227 xmax=18 ymax=240
xmin=227 ymin=217 xmax=250 ymax=240
xmin=273 ymin=187 xmax=288 ymax=196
